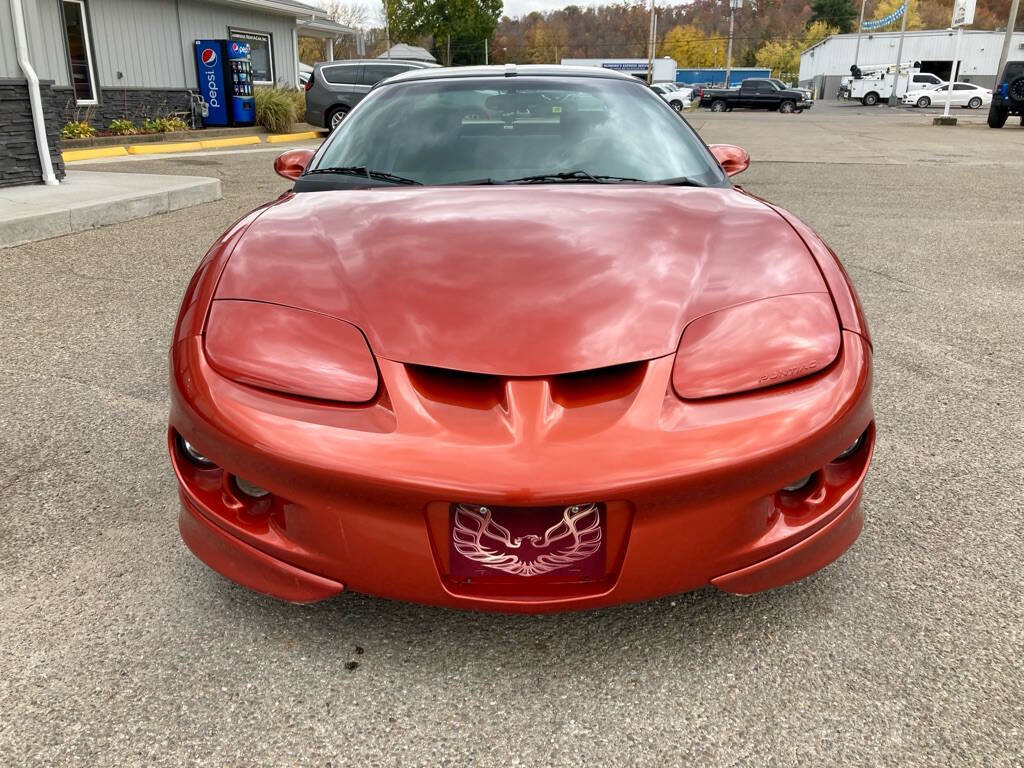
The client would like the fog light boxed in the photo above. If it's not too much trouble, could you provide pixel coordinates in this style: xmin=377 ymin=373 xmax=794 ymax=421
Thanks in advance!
xmin=179 ymin=435 xmax=214 ymax=467
xmin=781 ymin=474 xmax=814 ymax=493
xmin=234 ymin=476 xmax=270 ymax=499
xmin=835 ymin=433 xmax=865 ymax=461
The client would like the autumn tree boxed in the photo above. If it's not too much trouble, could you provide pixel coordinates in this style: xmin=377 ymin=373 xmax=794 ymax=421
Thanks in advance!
xmin=659 ymin=24 xmax=718 ymax=67
xmin=386 ymin=0 xmax=503 ymax=64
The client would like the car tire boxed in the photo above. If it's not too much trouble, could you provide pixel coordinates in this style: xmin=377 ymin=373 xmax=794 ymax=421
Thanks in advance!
xmin=710 ymin=100 xmax=727 ymax=112
xmin=987 ymin=105 xmax=1008 ymax=128
xmin=862 ymin=92 xmax=879 ymax=106
xmin=670 ymin=100 xmax=684 ymax=112
xmin=328 ymin=107 xmax=349 ymax=131
xmin=779 ymin=100 xmax=796 ymax=113
xmin=916 ymin=96 xmax=931 ymax=108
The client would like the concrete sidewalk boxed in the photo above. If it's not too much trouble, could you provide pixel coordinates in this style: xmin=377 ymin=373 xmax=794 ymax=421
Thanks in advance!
xmin=0 ymin=171 xmax=221 ymax=248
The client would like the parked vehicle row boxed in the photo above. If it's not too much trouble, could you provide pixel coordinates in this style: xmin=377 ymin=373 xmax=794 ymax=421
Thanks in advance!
xmin=650 ymin=81 xmax=692 ymax=111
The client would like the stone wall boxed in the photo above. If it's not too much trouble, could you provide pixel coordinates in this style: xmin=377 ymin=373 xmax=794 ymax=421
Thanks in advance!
xmin=56 ymin=87 xmax=194 ymax=129
xmin=0 ymin=79 xmax=66 ymax=188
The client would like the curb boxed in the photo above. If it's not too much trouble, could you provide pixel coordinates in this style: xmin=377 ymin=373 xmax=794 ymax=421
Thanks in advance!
xmin=62 ymin=130 xmax=326 ymax=162
xmin=266 ymin=130 xmax=324 ymax=143
xmin=62 ymin=146 xmax=130 ymax=162
xmin=128 ymin=141 xmax=204 ymax=155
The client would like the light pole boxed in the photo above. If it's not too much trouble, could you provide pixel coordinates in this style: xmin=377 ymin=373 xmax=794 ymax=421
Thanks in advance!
xmin=853 ymin=0 xmax=868 ymax=66
xmin=887 ymin=2 xmax=909 ymax=106
xmin=725 ymin=0 xmax=741 ymax=87
xmin=995 ymin=0 xmax=1021 ymax=84
xmin=646 ymin=0 xmax=657 ymax=84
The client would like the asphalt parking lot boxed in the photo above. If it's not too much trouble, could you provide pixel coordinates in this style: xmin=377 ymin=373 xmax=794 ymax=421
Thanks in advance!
xmin=2 ymin=106 xmax=1022 ymax=766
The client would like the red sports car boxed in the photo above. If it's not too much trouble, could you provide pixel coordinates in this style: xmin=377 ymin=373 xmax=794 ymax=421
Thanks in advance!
xmin=169 ymin=65 xmax=873 ymax=612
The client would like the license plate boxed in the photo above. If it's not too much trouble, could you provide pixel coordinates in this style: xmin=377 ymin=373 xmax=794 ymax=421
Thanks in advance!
xmin=449 ymin=503 xmax=606 ymax=582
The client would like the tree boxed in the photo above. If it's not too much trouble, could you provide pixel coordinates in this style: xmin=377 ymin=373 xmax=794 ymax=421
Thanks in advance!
xmin=809 ymin=0 xmax=858 ymax=32
xmin=659 ymin=24 xmax=718 ymax=67
xmin=755 ymin=40 xmax=799 ymax=77
xmin=800 ymin=20 xmax=838 ymax=50
xmin=385 ymin=0 xmax=503 ymax=64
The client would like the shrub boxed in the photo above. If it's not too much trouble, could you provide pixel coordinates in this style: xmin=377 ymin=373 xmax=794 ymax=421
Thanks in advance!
xmin=61 ymin=120 xmax=96 ymax=139
xmin=140 ymin=116 xmax=190 ymax=133
xmin=108 ymin=118 xmax=136 ymax=135
xmin=254 ymin=87 xmax=298 ymax=133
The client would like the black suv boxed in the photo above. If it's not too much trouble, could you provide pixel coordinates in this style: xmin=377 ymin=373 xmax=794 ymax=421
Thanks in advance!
xmin=987 ymin=61 xmax=1024 ymax=128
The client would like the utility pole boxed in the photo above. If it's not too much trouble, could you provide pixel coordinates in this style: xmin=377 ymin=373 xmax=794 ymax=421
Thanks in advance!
xmin=996 ymin=0 xmax=1021 ymax=84
xmin=887 ymin=2 xmax=909 ymax=106
xmin=447 ymin=34 xmax=451 ymax=66
xmin=853 ymin=0 xmax=868 ymax=66
xmin=725 ymin=0 xmax=741 ymax=87
xmin=646 ymin=0 xmax=657 ymax=84
xmin=383 ymin=0 xmax=391 ymax=57
xmin=484 ymin=38 xmax=488 ymax=65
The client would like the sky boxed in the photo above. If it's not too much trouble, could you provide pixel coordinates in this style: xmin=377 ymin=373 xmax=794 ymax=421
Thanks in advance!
xmin=501 ymin=0 xmax=585 ymax=17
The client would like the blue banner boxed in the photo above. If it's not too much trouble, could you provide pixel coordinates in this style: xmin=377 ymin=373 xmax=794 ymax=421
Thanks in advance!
xmin=862 ymin=3 xmax=906 ymax=30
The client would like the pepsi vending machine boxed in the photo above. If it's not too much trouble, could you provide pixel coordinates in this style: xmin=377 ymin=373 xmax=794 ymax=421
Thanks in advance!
xmin=193 ymin=39 xmax=256 ymax=126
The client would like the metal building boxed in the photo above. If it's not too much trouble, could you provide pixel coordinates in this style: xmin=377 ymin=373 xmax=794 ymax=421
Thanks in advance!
xmin=800 ymin=29 xmax=1024 ymax=98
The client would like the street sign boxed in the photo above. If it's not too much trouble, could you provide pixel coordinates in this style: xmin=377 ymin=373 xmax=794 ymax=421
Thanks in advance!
xmin=952 ymin=0 xmax=976 ymax=27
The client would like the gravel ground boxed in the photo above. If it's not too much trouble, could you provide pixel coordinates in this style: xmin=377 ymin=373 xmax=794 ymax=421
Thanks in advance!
xmin=1 ymin=109 xmax=1022 ymax=766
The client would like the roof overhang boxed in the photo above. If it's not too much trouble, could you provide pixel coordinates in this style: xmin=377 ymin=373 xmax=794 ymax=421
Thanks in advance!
xmin=210 ymin=0 xmax=354 ymax=36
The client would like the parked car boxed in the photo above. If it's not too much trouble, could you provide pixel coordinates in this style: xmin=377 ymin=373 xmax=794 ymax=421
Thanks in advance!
xmin=700 ymin=78 xmax=813 ymax=113
xmin=902 ymin=81 xmax=991 ymax=109
xmin=170 ymin=64 xmax=874 ymax=612
xmin=304 ymin=59 xmax=441 ymax=129
xmin=650 ymin=82 xmax=692 ymax=111
xmin=987 ymin=60 xmax=1024 ymax=128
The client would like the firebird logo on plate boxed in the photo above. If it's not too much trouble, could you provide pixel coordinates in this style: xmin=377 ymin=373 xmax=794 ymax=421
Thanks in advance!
xmin=452 ymin=504 xmax=602 ymax=577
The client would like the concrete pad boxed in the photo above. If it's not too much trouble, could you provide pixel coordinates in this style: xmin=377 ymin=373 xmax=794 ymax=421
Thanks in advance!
xmin=0 ymin=171 xmax=221 ymax=248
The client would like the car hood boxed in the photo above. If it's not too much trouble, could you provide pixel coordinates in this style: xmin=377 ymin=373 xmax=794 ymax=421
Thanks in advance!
xmin=214 ymin=186 xmax=829 ymax=376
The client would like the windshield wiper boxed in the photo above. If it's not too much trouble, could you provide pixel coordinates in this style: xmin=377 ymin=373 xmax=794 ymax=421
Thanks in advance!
xmin=503 ymin=170 xmax=703 ymax=186
xmin=303 ymin=166 xmax=422 ymax=185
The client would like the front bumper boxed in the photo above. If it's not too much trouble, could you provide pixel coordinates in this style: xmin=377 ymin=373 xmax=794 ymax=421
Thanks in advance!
xmin=170 ymin=331 xmax=874 ymax=612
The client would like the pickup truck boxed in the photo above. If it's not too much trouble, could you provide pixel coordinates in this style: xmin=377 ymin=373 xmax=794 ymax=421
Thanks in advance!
xmin=699 ymin=78 xmax=813 ymax=113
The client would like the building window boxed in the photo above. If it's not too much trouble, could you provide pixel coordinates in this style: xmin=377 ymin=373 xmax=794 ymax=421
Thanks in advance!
xmin=62 ymin=0 xmax=97 ymax=104
xmin=229 ymin=29 xmax=274 ymax=85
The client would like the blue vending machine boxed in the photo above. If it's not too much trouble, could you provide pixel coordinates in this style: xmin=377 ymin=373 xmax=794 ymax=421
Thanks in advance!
xmin=193 ymin=39 xmax=256 ymax=127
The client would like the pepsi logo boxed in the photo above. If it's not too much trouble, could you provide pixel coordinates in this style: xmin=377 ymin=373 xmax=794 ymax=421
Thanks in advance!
xmin=201 ymin=48 xmax=217 ymax=66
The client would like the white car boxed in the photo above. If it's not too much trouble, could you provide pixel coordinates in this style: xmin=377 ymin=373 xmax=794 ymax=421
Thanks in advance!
xmin=651 ymin=82 xmax=692 ymax=112
xmin=902 ymin=82 xmax=992 ymax=109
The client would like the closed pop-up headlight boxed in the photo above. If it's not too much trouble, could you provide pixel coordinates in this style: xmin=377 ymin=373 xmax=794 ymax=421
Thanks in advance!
xmin=204 ymin=300 xmax=378 ymax=402
xmin=672 ymin=292 xmax=841 ymax=400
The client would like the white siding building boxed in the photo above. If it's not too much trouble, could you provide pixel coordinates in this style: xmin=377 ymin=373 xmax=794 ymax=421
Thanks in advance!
xmin=800 ymin=29 xmax=1024 ymax=96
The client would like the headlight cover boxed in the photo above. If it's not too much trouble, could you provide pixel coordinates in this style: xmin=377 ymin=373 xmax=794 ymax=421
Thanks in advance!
xmin=205 ymin=300 xmax=378 ymax=402
xmin=672 ymin=292 xmax=841 ymax=399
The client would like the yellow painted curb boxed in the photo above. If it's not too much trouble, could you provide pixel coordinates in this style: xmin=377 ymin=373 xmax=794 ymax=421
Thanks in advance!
xmin=62 ymin=146 xmax=129 ymax=162
xmin=128 ymin=141 xmax=204 ymax=155
xmin=266 ymin=130 xmax=324 ymax=143
xmin=199 ymin=135 xmax=262 ymax=149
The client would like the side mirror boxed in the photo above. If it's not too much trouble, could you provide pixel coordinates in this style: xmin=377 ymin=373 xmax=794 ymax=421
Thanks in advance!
xmin=274 ymin=148 xmax=315 ymax=181
xmin=709 ymin=144 xmax=750 ymax=177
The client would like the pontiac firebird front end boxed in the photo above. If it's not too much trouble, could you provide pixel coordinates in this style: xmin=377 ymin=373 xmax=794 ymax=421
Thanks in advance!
xmin=168 ymin=67 xmax=874 ymax=612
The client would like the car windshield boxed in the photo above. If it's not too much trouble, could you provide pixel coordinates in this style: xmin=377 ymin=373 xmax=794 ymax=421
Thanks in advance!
xmin=307 ymin=75 xmax=727 ymax=187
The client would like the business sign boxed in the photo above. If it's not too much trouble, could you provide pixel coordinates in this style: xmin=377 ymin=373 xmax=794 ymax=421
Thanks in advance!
xmin=952 ymin=0 xmax=976 ymax=27
xmin=601 ymin=62 xmax=648 ymax=71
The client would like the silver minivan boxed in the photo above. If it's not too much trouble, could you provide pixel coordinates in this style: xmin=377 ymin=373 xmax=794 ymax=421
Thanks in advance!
xmin=304 ymin=59 xmax=441 ymax=129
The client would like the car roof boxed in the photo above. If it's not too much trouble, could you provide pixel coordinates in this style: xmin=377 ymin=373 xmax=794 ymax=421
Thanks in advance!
xmin=383 ymin=64 xmax=641 ymax=86
xmin=315 ymin=59 xmax=439 ymax=70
